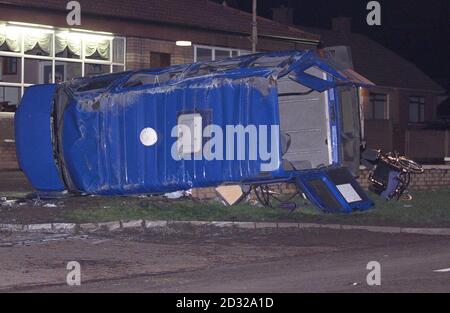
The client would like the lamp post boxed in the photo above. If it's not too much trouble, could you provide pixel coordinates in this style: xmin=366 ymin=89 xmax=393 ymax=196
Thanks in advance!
xmin=251 ymin=0 xmax=258 ymax=53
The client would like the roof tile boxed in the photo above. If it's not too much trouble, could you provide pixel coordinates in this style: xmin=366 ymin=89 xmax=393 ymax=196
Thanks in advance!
xmin=0 ymin=0 xmax=319 ymax=41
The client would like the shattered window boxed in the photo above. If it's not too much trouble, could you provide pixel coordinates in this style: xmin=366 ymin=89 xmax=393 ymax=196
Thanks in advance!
xmin=122 ymin=73 xmax=158 ymax=88
xmin=185 ymin=64 xmax=213 ymax=78
xmin=251 ymin=55 xmax=291 ymax=68
xmin=157 ymin=70 xmax=184 ymax=84
xmin=71 ymin=73 xmax=122 ymax=93
xmin=212 ymin=59 xmax=243 ymax=72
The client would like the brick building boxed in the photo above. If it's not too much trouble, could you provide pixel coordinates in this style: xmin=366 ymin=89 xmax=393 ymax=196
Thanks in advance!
xmin=299 ymin=18 xmax=447 ymax=160
xmin=0 ymin=0 xmax=320 ymax=170
xmin=0 ymin=1 xmax=447 ymax=193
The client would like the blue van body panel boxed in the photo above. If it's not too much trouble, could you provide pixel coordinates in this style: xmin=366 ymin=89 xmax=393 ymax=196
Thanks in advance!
xmin=62 ymin=74 xmax=282 ymax=194
xmin=15 ymin=84 xmax=65 ymax=191
xmin=295 ymin=169 xmax=374 ymax=213
xmin=15 ymin=50 xmax=375 ymax=212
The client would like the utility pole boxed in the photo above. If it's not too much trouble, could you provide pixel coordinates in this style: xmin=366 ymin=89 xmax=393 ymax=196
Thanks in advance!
xmin=251 ymin=0 xmax=258 ymax=53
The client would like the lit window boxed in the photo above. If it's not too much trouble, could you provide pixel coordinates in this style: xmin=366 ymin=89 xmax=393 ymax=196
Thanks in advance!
xmin=55 ymin=31 xmax=81 ymax=59
xmin=24 ymin=29 xmax=53 ymax=56
xmin=194 ymin=45 xmax=249 ymax=62
xmin=0 ymin=22 xmax=126 ymax=112
xmin=84 ymin=35 xmax=111 ymax=61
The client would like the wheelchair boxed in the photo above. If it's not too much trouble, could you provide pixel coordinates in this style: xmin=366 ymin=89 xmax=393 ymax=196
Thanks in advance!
xmin=361 ymin=149 xmax=424 ymax=200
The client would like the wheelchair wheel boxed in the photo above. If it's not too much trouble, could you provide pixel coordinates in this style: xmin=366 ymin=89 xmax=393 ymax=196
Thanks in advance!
xmin=398 ymin=157 xmax=424 ymax=174
xmin=395 ymin=171 xmax=411 ymax=200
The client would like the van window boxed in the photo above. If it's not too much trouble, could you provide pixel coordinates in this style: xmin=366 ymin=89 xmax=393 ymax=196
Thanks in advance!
xmin=158 ymin=71 xmax=183 ymax=84
xmin=177 ymin=113 xmax=203 ymax=155
xmin=251 ymin=55 xmax=291 ymax=68
xmin=122 ymin=73 xmax=158 ymax=88
xmin=338 ymin=86 xmax=362 ymax=175
xmin=185 ymin=64 xmax=214 ymax=78
xmin=71 ymin=73 xmax=122 ymax=93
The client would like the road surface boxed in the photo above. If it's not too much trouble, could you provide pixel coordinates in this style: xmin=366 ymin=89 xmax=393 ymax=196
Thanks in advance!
xmin=0 ymin=226 xmax=449 ymax=292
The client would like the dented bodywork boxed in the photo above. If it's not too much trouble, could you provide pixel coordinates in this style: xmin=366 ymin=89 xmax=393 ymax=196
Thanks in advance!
xmin=15 ymin=50 xmax=376 ymax=213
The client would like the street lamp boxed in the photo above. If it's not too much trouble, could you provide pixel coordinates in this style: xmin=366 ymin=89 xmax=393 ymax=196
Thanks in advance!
xmin=176 ymin=41 xmax=192 ymax=47
xmin=251 ymin=0 xmax=258 ymax=53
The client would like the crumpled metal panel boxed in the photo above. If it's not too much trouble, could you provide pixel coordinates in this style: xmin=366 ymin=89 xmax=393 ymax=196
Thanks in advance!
xmin=16 ymin=50 xmax=375 ymax=196
xmin=62 ymin=74 xmax=282 ymax=194
xmin=15 ymin=84 xmax=66 ymax=191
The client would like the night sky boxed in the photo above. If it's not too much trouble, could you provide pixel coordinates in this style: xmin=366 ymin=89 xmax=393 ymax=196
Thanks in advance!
xmin=215 ymin=0 xmax=449 ymax=93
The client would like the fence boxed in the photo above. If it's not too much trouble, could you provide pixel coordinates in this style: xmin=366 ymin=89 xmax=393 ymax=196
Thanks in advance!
xmin=364 ymin=119 xmax=393 ymax=152
xmin=405 ymin=129 xmax=450 ymax=163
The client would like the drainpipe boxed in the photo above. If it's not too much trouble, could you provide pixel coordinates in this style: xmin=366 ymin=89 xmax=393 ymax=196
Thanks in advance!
xmin=445 ymin=130 xmax=450 ymax=165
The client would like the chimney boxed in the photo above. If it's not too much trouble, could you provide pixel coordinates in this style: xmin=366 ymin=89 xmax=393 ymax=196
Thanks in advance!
xmin=272 ymin=5 xmax=294 ymax=25
xmin=332 ymin=17 xmax=351 ymax=33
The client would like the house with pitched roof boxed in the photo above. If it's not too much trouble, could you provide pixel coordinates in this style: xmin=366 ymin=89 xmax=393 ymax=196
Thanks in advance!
xmin=300 ymin=17 xmax=446 ymax=160
xmin=0 ymin=0 xmax=320 ymax=169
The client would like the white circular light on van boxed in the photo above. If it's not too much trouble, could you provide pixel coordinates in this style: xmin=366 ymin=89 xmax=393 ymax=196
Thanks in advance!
xmin=140 ymin=127 xmax=158 ymax=146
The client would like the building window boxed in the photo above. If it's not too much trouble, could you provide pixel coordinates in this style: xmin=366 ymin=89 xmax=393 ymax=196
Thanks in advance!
xmin=0 ymin=86 xmax=20 ymax=111
xmin=2 ymin=57 xmax=18 ymax=74
xmin=365 ymin=93 xmax=388 ymax=120
xmin=194 ymin=45 xmax=249 ymax=62
xmin=409 ymin=96 xmax=425 ymax=123
xmin=0 ymin=21 xmax=126 ymax=112
xmin=150 ymin=52 xmax=171 ymax=68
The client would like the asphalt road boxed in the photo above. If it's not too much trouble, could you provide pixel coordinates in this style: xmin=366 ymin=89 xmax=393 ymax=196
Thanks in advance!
xmin=0 ymin=227 xmax=449 ymax=293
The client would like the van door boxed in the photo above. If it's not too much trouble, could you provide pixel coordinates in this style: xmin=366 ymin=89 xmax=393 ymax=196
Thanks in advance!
xmin=338 ymin=86 xmax=362 ymax=176
xmin=278 ymin=68 xmax=332 ymax=170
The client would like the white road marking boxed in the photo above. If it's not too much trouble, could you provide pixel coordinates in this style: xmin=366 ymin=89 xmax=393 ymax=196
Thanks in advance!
xmin=433 ymin=268 xmax=450 ymax=273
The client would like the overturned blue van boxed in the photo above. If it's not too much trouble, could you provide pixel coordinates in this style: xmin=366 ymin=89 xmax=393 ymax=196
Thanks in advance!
xmin=15 ymin=50 xmax=375 ymax=213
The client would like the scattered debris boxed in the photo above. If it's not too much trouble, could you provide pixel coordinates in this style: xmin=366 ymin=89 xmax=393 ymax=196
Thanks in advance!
xmin=164 ymin=189 xmax=192 ymax=200
xmin=0 ymin=195 xmax=64 ymax=209
xmin=433 ymin=268 xmax=450 ymax=273
xmin=43 ymin=203 xmax=57 ymax=208
xmin=0 ymin=234 xmax=89 ymax=247
xmin=0 ymin=199 xmax=18 ymax=207
xmin=215 ymin=185 xmax=245 ymax=206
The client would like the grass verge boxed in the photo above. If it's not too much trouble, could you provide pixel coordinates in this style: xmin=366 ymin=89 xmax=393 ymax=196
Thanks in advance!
xmin=60 ymin=189 xmax=450 ymax=228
